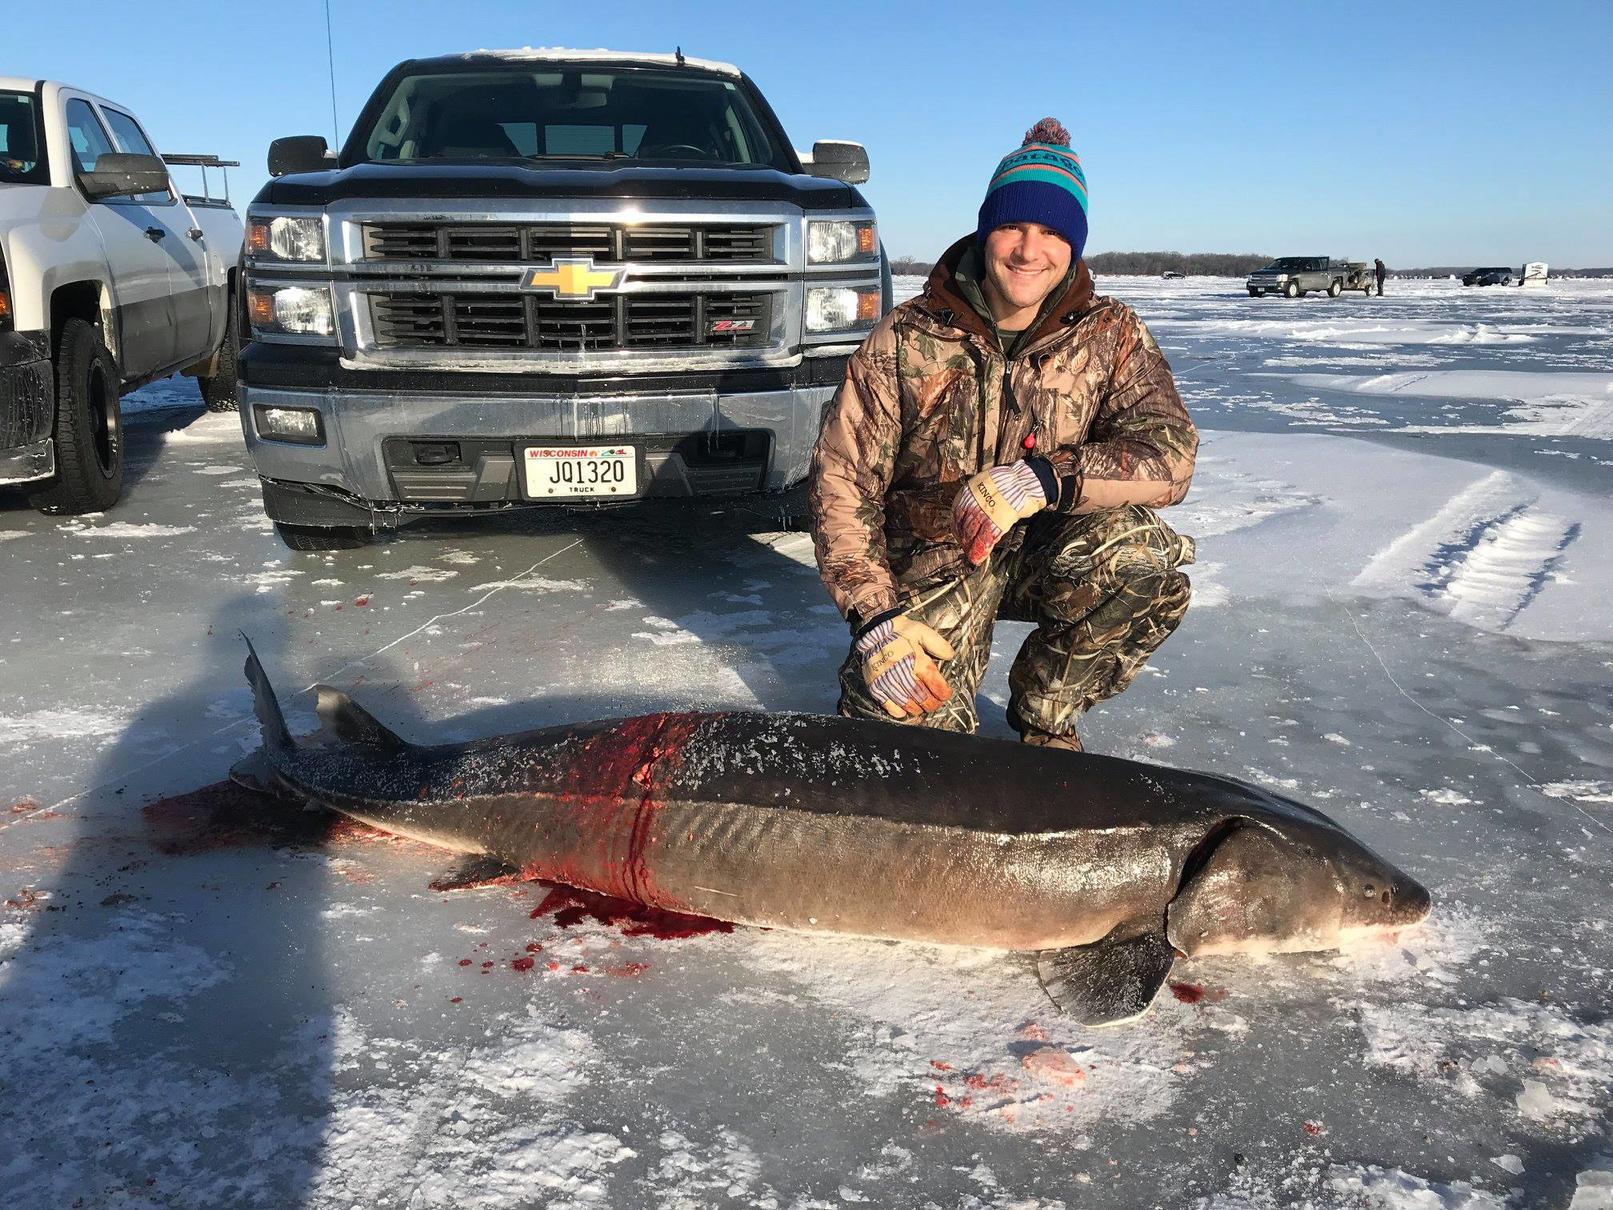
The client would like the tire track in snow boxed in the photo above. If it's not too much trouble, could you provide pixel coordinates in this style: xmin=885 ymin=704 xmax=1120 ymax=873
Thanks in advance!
xmin=1352 ymin=469 xmax=1577 ymax=632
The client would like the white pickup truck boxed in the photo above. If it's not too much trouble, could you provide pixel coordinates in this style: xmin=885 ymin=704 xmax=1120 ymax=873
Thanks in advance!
xmin=0 ymin=79 xmax=243 ymax=514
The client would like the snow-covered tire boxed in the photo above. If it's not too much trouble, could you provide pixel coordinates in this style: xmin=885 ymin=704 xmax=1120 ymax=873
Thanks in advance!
xmin=28 ymin=318 xmax=124 ymax=516
xmin=199 ymin=291 xmax=240 ymax=413
xmin=275 ymin=523 xmax=374 ymax=551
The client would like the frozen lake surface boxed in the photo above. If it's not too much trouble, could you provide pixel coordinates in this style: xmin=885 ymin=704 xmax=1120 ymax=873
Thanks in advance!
xmin=2 ymin=277 xmax=1610 ymax=1208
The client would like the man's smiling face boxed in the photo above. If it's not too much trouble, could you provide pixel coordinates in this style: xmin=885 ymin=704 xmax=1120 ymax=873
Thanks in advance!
xmin=981 ymin=221 xmax=1072 ymax=324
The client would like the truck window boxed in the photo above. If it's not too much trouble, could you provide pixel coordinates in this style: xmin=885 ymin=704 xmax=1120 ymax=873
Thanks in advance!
xmin=64 ymin=97 xmax=116 ymax=175
xmin=101 ymin=107 xmax=157 ymax=157
xmin=0 ymin=91 xmax=50 ymax=185
xmin=360 ymin=68 xmax=787 ymax=169
xmin=100 ymin=105 xmax=171 ymax=204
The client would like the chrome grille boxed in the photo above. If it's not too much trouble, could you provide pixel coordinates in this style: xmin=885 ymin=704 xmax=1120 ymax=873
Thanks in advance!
xmin=368 ymin=291 xmax=774 ymax=352
xmin=362 ymin=222 xmax=774 ymax=263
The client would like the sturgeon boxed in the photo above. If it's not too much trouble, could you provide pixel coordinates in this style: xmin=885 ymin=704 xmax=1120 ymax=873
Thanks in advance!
xmin=234 ymin=645 xmax=1431 ymax=1025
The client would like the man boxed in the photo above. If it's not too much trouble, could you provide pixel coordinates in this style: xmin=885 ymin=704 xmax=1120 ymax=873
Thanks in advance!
xmin=1374 ymin=257 xmax=1387 ymax=296
xmin=809 ymin=119 xmax=1197 ymax=752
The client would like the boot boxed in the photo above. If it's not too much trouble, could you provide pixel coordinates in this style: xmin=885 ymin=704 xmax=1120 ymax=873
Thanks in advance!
xmin=1020 ymin=728 xmax=1083 ymax=754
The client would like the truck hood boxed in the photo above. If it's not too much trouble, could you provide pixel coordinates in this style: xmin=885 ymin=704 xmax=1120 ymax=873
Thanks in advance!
xmin=259 ymin=162 xmax=861 ymax=210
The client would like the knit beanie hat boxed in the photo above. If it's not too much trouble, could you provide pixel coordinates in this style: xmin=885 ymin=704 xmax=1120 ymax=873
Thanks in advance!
xmin=976 ymin=118 xmax=1088 ymax=260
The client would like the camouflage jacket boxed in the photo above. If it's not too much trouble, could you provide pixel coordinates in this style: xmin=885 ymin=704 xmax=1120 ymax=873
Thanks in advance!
xmin=810 ymin=235 xmax=1198 ymax=625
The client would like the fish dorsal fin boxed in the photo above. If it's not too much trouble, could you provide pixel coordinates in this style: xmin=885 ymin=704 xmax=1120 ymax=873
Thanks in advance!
xmin=314 ymin=685 xmax=410 ymax=755
xmin=1036 ymin=924 xmax=1175 ymax=1027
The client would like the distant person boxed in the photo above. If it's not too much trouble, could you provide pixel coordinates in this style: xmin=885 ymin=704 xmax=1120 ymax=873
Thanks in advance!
xmin=1374 ymin=258 xmax=1387 ymax=296
xmin=809 ymin=118 xmax=1198 ymax=752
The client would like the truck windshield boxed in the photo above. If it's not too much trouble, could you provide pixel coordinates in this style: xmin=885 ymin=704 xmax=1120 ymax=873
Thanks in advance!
xmin=0 ymin=91 xmax=50 ymax=185
xmin=1264 ymin=258 xmax=1308 ymax=271
xmin=359 ymin=67 xmax=789 ymax=169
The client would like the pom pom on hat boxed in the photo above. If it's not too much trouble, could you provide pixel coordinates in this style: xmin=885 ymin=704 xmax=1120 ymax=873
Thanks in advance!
xmin=977 ymin=117 xmax=1088 ymax=258
xmin=1023 ymin=117 xmax=1071 ymax=147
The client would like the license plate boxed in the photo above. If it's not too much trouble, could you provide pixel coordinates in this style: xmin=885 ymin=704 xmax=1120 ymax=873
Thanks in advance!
xmin=521 ymin=444 xmax=638 ymax=499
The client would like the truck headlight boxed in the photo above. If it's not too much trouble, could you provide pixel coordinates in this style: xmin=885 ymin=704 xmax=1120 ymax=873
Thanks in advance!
xmin=806 ymin=286 xmax=881 ymax=333
xmin=807 ymin=220 xmax=877 ymax=264
xmin=246 ymin=216 xmax=326 ymax=262
xmin=1274 ymin=274 xmax=1290 ymax=282
xmin=248 ymin=285 xmax=335 ymax=337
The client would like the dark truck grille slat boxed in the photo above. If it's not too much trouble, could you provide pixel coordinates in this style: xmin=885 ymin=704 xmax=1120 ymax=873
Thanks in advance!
xmin=363 ymin=222 xmax=774 ymax=263
xmin=369 ymin=292 xmax=773 ymax=352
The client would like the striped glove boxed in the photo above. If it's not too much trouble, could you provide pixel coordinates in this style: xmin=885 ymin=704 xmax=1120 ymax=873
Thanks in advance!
xmin=855 ymin=614 xmax=956 ymax=719
xmin=952 ymin=459 xmax=1055 ymax=565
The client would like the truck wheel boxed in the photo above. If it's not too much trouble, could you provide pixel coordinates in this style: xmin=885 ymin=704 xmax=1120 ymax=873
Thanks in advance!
xmin=28 ymin=318 xmax=124 ymax=516
xmin=1364 ymin=282 xmax=1377 ymax=296
xmin=1327 ymin=279 xmax=1342 ymax=297
xmin=199 ymin=295 xmax=240 ymax=413
xmin=275 ymin=523 xmax=375 ymax=551
xmin=1248 ymin=287 xmax=1259 ymax=297
xmin=1283 ymin=280 xmax=1299 ymax=298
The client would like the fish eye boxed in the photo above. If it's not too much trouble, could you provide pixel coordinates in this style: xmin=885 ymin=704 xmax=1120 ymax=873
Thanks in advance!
xmin=1362 ymin=884 xmax=1376 ymax=898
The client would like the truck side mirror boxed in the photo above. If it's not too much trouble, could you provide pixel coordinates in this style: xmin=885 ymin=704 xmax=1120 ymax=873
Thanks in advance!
xmin=79 ymin=152 xmax=171 ymax=200
xmin=809 ymin=140 xmax=870 ymax=185
xmin=268 ymin=135 xmax=334 ymax=177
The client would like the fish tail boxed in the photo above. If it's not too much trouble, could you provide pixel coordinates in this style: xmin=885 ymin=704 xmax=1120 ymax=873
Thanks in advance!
xmin=242 ymin=633 xmax=295 ymax=754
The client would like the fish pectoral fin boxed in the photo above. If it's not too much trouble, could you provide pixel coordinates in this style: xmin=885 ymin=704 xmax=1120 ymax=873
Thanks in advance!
xmin=313 ymin=685 xmax=411 ymax=755
xmin=427 ymin=854 xmax=520 ymax=893
xmin=1035 ymin=927 xmax=1175 ymax=1027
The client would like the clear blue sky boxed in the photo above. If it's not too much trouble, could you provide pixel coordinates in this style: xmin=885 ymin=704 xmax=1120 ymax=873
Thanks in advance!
xmin=9 ymin=0 xmax=1611 ymax=265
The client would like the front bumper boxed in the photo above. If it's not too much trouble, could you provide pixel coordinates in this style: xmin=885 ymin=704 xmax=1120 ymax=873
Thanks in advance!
xmin=239 ymin=344 xmax=846 ymax=521
xmin=0 ymin=331 xmax=56 ymax=486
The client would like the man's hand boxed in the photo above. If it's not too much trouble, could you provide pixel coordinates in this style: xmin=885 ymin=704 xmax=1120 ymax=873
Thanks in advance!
xmin=952 ymin=460 xmax=1052 ymax=565
xmin=855 ymin=614 xmax=956 ymax=719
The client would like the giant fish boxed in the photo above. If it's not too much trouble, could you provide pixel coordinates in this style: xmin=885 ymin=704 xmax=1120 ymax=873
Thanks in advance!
xmin=233 ymin=644 xmax=1431 ymax=1025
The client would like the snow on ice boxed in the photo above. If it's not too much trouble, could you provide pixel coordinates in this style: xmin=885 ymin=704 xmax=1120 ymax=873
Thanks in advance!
xmin=1 ymin=275 xmax=1609 ymax=1206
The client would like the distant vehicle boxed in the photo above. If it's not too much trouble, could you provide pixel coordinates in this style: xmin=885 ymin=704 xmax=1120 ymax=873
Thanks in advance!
xmin=1161 ymin=270 xmax=1184 ymax=279
xmin=1462 ymin=266 xmax=1514 ymax=287
xmin=1246 ymin=257 xmax=1377 ymax=298
xmin=1 ymin=79 xmax=244 ymax=515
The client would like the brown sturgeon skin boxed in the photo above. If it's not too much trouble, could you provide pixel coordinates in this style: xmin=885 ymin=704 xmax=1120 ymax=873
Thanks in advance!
xmin=243 ymin=677 xmax=1430 ymax=955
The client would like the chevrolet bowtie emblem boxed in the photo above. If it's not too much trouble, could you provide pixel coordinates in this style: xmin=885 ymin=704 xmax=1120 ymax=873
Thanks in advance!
xmin=521 ymin=258 xmax=625 ymax=300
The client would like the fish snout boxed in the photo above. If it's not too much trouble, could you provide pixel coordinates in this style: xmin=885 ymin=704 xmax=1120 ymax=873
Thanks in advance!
xmin=1391 ymin=877 xmax=1433 ymax=926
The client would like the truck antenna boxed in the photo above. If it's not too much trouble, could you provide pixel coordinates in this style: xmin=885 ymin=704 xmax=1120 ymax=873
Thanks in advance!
xmin=325 ymin=0 xmax=341 ymax=144
xmin=674 ymin=46 xmax=686 ymax=67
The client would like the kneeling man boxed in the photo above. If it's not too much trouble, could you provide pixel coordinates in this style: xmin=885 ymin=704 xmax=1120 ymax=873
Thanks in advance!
xmin=810 ymin=119 xmax=1198 ymax=751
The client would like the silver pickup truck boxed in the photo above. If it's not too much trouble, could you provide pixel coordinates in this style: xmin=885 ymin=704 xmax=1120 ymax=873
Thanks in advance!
xmin=0 ymin=79 xmax=243 ymax=514
xmin=1246 ymin=257 xmax=1377 ymax=299
xmin=240 ymin=48 xmax=887 ymax=549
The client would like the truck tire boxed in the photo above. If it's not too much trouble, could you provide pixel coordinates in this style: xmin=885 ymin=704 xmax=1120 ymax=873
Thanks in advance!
xmin=28 ymin=318 xmax=124 ymax=516
xmin=199 ymin=295 xmax=240 ymax=413
xmin=1364 ymin=282 xmax=1377 ymax=296
xmin=1248 ymin=287 xmax=1259 ymax=297
xmin=275 ymin=523 xmax=375 ymax=551
xmin=1327 ymin=279 xmax=1342 ymax=297
xmin=1283 ymin=280 xmax=1300 ymax=298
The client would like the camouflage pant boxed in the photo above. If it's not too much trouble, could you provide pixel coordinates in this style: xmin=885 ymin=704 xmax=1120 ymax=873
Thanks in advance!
xmin=838 ymin=506 xmax=1195 ymax=738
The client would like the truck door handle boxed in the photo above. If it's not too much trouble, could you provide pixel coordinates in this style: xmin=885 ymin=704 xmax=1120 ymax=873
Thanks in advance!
xmin=187 ymin=227 xmax=205 ymax=242
xmin=144 ymin=226 xmax=166 ymax=241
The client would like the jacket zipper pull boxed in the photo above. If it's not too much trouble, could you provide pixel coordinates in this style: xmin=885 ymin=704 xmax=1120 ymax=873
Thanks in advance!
xmin=1001 ymin=364 xmax=1020 ymax=416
